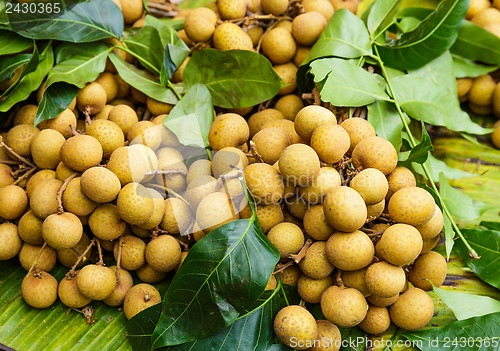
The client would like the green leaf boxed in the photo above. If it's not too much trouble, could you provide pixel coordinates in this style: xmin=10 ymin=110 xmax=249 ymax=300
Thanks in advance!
xmin=412 ymin=154 xmax=475 ymax=181
xmin=109 ymin=52 xmax=180 ymax=104
xmin=481 ymin=221 xmax=500 ymax=231
xmin=46 ymin=42 xmax=111 ymax=89
xmin=305 ymin=9 xmax=372 ymax=64
xmin=455 ymin=228 xmax=500 ymax=289
xmin=184 ymin=49 xmax=282 ymax=108
xmin=165 ymin=289 xmax=281 ymax=351
xmin=0 ymin=43 xmax=53 ymax=112
xmin=451 ymin=20 xmax=500 ymax=66
xmin=439 ymin=172 xmax=492 ymax=221
xmin=0 ymin=53 xmax=31 ymax=82
xmin=0 ymin=30 xmax=32 ymax=55
xmin=9 ymin=0 xmax=123 ymax=42
xmin=398 ymin=16 xmax=423 ymax=33
xmin=444 ymin=210 xmax=454 ymax=259
xmin=34 ymin=82 xmax=79 ymax=127
xmin=177 ymin=0 xmax=213 ymax=9
xmin=399 ymin=126 xmax=433 ymax=164
xmin=127 ymin=303 xmax=162 ymax=351
xmin=452 ymin=55 xmax=500 ymax=78
xmin=408 ymin=51 xmax=457 ymax=97
xmin=312 ymin=58 xmax=389 ymax=107
xmin=390 ymin=73 xmax=491 ymax=135
xmin=268 ymin=345 xmax=294 ymax=351
xmin=376 ymin=0 xmax=469 ymax=70
xmin=121 ymin=26 xmax=164 ymax=74
xmin=433 ymin=286 xmax=500 ymax=320
xmin=1 ymin=44 xmax=40 ymax=99
xmin=0 ymin=260 xmax=131 ymax=350
xmin=367 ymin=0 xmax=401 ymax=36
xmin=163 ymin=84 xmax=214 ymax=148
xmin=403 ymin=312 xmax=500 ymax=350
xmin=151 ymin=218 xmax=280 ymax=348
xmin=367 ymin=100 xmax=408 ymax=151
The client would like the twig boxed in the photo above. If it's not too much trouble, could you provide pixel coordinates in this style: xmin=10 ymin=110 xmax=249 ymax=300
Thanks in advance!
xmin=174 ymin=237 xmax=190 ymax=251
xmin=0 ymin=135 xmax=36 ymax=168
xmin=115 ymin=236 xmax=124 ymax=283
xmin=83 ymin=106 xmax=92 ymax=126
xmin=70 ymin=124 xmax=81 ymax=136
xmin=336 ymin=269 xmax=344 ymax=287
xmin=249 ymin=140 xmax=264 ymax=163
xmin=96 ymin=239 xmax=103 ymax=266
xmin=57 ymin=172 xmax=78 ymax=214
xmin=13 ymin=166 xmax=37 ymax=185
xmin=312 ymin=86 xmax=321 ymax=105
xmin=27 ymin=242 xmax=47 ymax=276
xmin=66 ymin=239 xmax=95 ymax=279
xmin=144 ymin=169 xmax=187 ymax=176
xmin=273 ymin=260 xmax=294 ymax=275
xmin=227 ymin=13 xmax=292 ymax=24
xmin=289 ymin=238 xmax=313 ymax=264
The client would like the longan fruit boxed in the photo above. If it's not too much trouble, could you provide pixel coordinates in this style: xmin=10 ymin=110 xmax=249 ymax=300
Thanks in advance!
xmin=274 ymin=62 xmax=298 ymax=95
xmin=274 ymin=305 xmax=318 ymax=350
xmin=85 ymin=119 xmax=125 ymax=158
xmin=117 ymin=183 xmax=154 ymax=225
xmin=299 ymin=167 xmax=341 ymax=204
xmin=18 ymin=210 xmax=44 ymax=245
xmin=108 ymin=104 xmax=139 ymax=135
xmin=277 ymin=264 xmax=302 ymax=285
xmin=217 ymin=0 xmax=247 ymax=19
xmin=119 ymin=0 xmax=144 ymax=24
xmin=321 ymin=286 xmax=368 ymax=328
xmin=77 ymin=264 xmax=117 ymax=300
xmin=471 ymin=8 xmax=500 ymax=27
xmin=409 ymin=251 xmax=447 ymax=291
xmin=261 ymin=0 xmax=289 ymax=15
xmin=323 ymin=186 xmax=367 ymax=233
xmin=326 ymin=230 xmax=374 ymax=271
xmin=279 ymin=144 xmax=320 ymax=186
xmin=415 ymin=206 xmax=444 ymax=239
xmin=377 ymin=223 xmax=423 ymax=266
xmin=342 ymin=268 xmax=371 ymax=297
xmin=146 ymin=97 xmax=174 ymax=116
xmin=0 ymin=223 xmax=22 ymax=260
xmin=311 ymin=122 xmax=350 ymax=164
xmin=95 ymin=72 xmax=118 ymax=102
xmin=295 ymin=105 xmax=336 ymax=142
xmin=244 ymin=163 xmax=284 ymax=204
xmin=196 ymin=192 xmax=239 ymax=233
xmin=468 ymin=74 xmax=496 ymax=106
xmin=19 ymin=243 xmax=57 ymax=272
xmin=13 ymin=104 xmax=37 ymax=125
xmin=352 ymin=136 xmax=398 ymax=175
xmin=365 ymin=261 xmax=406 ymax=298
xmin=61 ymin=177 xmax=97 ymax=216
xmin=261 ymin=28 xmax=297 ymax=64
xmin=0 ymin=185 xmax=28 ymax=219
xmin=389 ymin=287 xmax=434 ymax=331
xmin=297 ymin=274 xmax=333 ymax=303
xmin=29 ymin=178 xmax=63 ymax=219
xmin=358 ymin=305 xmax=391 ymax=335
xmin=302 ymin=0 xmax=334 ymax=20
xmin=294 ymin=45 xmax=311 ymax=66
xmin=248 ymin=108 xmax=285 ymax=137
xmin=60 ymin=135 xmax=103 ymax=172
xmin=5 ymin=124 xmax=39 ymax=158
xmin=47 ymin=109 xmax=77 ymax=138
xmin=388 ymin=187 xmax=435 ymax=226
xmin=252 ymin=127 xmax=290 ymax=164
xmin=213 ymin=23 xmax=254 ymax=51
xmin=209 ymin=113 xmax=250 ymax=150
xmin=386 ymin=166 xmax=417 ymax=199
xmin=274 ymin=94 xmax=304 ymax=121
xmin=21 ymin=271 xmax=58 ymax=309
xmin=267 ymin=222 xmax=305 ymax=260
xmin=292 ymin=12 xmax=327 ymax=46
xmin=89 ymin=204 xmax=127 ymax=241
xmin=145 ymin=234 xmax=181 ymax=272
xmin=299 ymin=241 xmax=334 ymax=279
xmin=31 ymin=129 xmax=65 ymax=169
xmin=161 ymin=197 xmax=193 ymax=234
xmin=308 ymin=320 xmax=341 ymax=351
xmin=184 ymin=7 xmax=218 ymax=42
xmin=303 ymin=205 xmax=335 ymax=241
xmin=77 ymin=82 xmax=107 ymax=114
xmin=262 ymin=119 xmax=303 ymax=144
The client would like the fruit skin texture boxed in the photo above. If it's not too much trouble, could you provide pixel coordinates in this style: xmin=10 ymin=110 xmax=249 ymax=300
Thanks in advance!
xmin=123 ymin=283 xmax=161 ymax=320
xmin=114 ymin=235 xmax=146 ymax=271
xmin=42 ymin=212 xmax=83 ymax=250
xmin=119 ymin=0 xmax=144 ymax=24
xmin=277 ymin=265 xmax=302 ymax=286
xmin=409 ymin=251 xmax=447 ymax=291
xmin=292 ymin=12 xmax=327 ymax=46
xmin=267 ymin=222 xmax=305 ymax=260
xmin=5 ymin=124 xmax=39 ymax=158
xmin=60 ymin=135 xmax=103 ymax=172
xmin=366 ymin=294 xmax=398 ymax=307
xmin=89 ymin=204 xmax=126 ymax=241
xmin=209 ymin=113 xmax=250 ymax=150
xmin=127 ymin=121 xmax=163 ymax=150
xmin=0 ymin=223 xmax=22 ymax=260
xmin=326 ymin=230 xmax=374 ymax=271
xmin=30 ymin=178 xmax=63 ymax=219
xmin=184 ymin=7 xmax=218 ymax=42
xmin=308 ymin=320 xmax=341 ymax=351
xmin=31 ymin=129 xmax=65 ymax=169
xmin=389 ymin=287 xmax=434 ymax=331
xmin=275 ymin=94 xmax=304 ymax=121
xmin=273 ymin=305 xmax=319 ymax=350
xmin=58 ymin=271 xmax=92 ymax=308
xmin=323 ymin=186 xmax=367 ymax=233
xmin=262 ymin=28 xmax=297 ymax=64
xmin=21 ymin=271 xmax=58 ymax=308
xmin=108 ymin=105 xmax=139 ymax=135
xmin=196 ymin=192 xmax=239 ymax=233
xmin=145 ymin=235 xmax=181 ymax=272
xmin=365 ymin=261 xmax=406 ymax=298
xmin=294 ymin=105 xmax=336 ymax=142
xmin=386 ymin=165 xmax=417 ymax=199
xmin=311 ymin=123 xmax=350 ymax=164
xmin=415 ymin=206 xmax=444 ymax=239
xmin=261 ymin=0 xmax=288 ymax=15
xmin=213 ymin=23 xmax=254 ymax=51
xmin=274 ymin=62 xmax=298 ymax=95
xmin=297 ymin=274 xmax=333 ymax=303
xmin=340 ymin=118 xmax=377 ymax=156
xmin=303 ymin=205 xmax=335 ymax=241
xmin=77 ymin=264 xmax=117 ymax=300
xmin=358 ymin=305 xmax=391 ymax=335
xmin=19 ymin=243 xmax=57 ymax=272
xmin=62 ymin=177 xmax=97 ymax=216
xmin=117 ymin=183 xmax=154 ymax=225
xmin=350 ymin=168 xmax=388 ymax=205
xmin=352 ymin=136 xmax=398 ymax=175
xmin=77 ymin=82 xmax=107 ymax=114
xmin=252 ymin=127 xmax=290 ymax=164
xmin=103 ymin=266 xmax=134 ymax=306
xmin=81 ymin=166 xmax=121 ymax=203
xmin=248 ymin=108 xmax=285 ymax=137
xmin=388 ymin=187 xmax=435 ymax=226
xmin=107 ymin=144 xmax=158 ymax=185
xmin=299 ymin=241 xmax=334 ymax=279
xmin=161 ymin=198 xmax=193 ymax=234
xmin=85 ymin=119 xmax=125 ymax=158
xmin=244 ymin=163 xmax=284 ymax=204
xmin=18 ymin=211 xmax=44 ymax=245
xmin=218 ymin=0 xmax=247 ymax=19
xmin=321 ymin=286 xmax=368 ymax=328
xmin=0 ymin=185 xmax=28 ymax=219
xmin=279 ymin=144 xmax=320 ymax=186
xmin=342 ymin=268 xmax=371 ymax=297
xmin=377 ymin=223 xmax=423 ymax=266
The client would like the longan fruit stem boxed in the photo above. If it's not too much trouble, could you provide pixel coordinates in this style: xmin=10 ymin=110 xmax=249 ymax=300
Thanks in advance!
xmin=83 ymin=106 xmax=92 ymax=126
xmin=147 ymin=2 xmax=176 ymax=12
xmin=273 ymin=260 xmax=294 ymax=275
xmin=174 ymin=237 xmax=190 ymax=251
xmin=115 ymin=235 xmax=124 ymax=283
xmin=0 ymin=135 xmax=36 ymax=168
xmin=289 ymin=238 xmax=313 ymax=264
xmin=27 ymin=242 xmax=47 ymax=277
xmin=13 ymin=166 xmax=37 ymax=185
xmin=249 ymin=141 xmax=264 ymax=163
xmin=56 ymin=172 xmax=78 ymax=214
xmin=144 ymin=169 xmax=187 ymax=176
xmin=96 ymin=239 xmax=104 ymax=266
xmin=67 ymin=239 xmax=95 ymax=279
xmin=336 ymin=269 xmax=344 ymax=287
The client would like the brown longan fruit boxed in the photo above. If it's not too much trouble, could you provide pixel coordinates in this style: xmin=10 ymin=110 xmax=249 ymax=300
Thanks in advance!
xmin=279 ymin=144 xmax=320 ymax=186
xmin=184 ymin=7 xmax=218 ymax=42
xmin=299 ymin=241 xmax=335 ymax=279
xmin=409 ymin=251 xmax=447 ymax=291
xmin=311 ymin=123 xmax=350 ymax=164
xmin=388 ymin=187 xmax=435 ymax=226
xmin=136 ymin=264 xmax=168 ymax=283
xmin=117 ymin=183 xmax=154 ymax=225
xmin=119 ymin=0 xmax=144 ymax=24
xmin=277 ymin=264 xmax=302 ymax=286
xmin=267 ymin=222 xmax=305 ymax=260
xmin=123 ymin=283 xmax=161 ymax=320
xmin=56 ymin=233 xmax=91 ymax=268
xmin=184 ymin=175 xmax=218 ymax=208
xmin=213 ymin=23 xmax=254 ymax=51
xmin=365 ymin=261 xmax=406 ymax=298
xmin=323 ymin=186 xmax=367 ymax=232
xmin=467 ymin=0 xmax=490 ymax=18
xmin=5 ymin=124 xmax=39 ymax=158
xmin=471 ymin=8 xmax=500 ymax=27
xmin=294 ymin=105 xmax=336 ymax=142
xmin=261 ymin=0 xmax=288 ymax=15
xmin=217 ymin=0 xmax=247 ymax=19
xmin=352 ymin=136 xmax=398 ymax=175
xmin=252 ymin=127 xmax=290 ymax=164
xmin=377 ymin=223 xmax=423 ymax=266
xmin=326 ymin=230 xmax=374 ymax=271
xmin=274 ymin=305 xmax=318 ymax=350
xmin=145 ymin=234 xmax=181 ymax=272
xmin=47 ymin=109 xmax=77 ymax=138
xmin=89 ymin=204 xmax=127 ymax=241
xmin=77 ymin=264 xmax=117 ymax=300
xmin=248 ymin=108 xmax=285 ymax=137
xmin=31 ymin=129 xmax=65 ymax=169
xmin=18 ymin=210 xmax=44 ymax=245
xmin=0 ymin=164 xmax=14 ymax=187
xmin=321 ymin=286 xmax=368 ymax=328
xmin=103 ymin=266 xmax=134 ymax=307
xmin=386 ymin=166 xmax=417 ymax=199
xmin=274 ymin=62 xmax=298 ymax=95
xmin=303 ymin=205 xmax=335 ymax=241
xmin=342 ymin=268 xmax=371 ymax=297
xmin=274 ymin=94 xmax=304 ymax=121
xmin=212 ymin=147 xmax=248 ymax=178
xmin=303 ymin=0 xmax=334 ymax=20
xmin=292 ymin=12 xmax=327 ymax=46
xmin=469 ymin=74 xmax=496 ymax=106
xmin=297 ymin=274 xmax=333 ymax=303
xmin=350 ymin=168 xmax=388 ymax=205
xmin=240 ymin=203 xmax=284 ymax=233
xmin=108 ymin=104 xmax=139 ymax=135
xmin=196 ymin=192 xmax=239 ymax=233
xmin=262 ymin=28 xmax=297 ymax=64
xmin=13 ymin=104 xmax=37 ymax=125
xmin=77 ymin=82 xmax=107 ymax=114
xmin=160 ymin=197 xmax=193 ymax=234
xmin=308 ymin=320 xmax=341 ymax=351
xmin=58 ymin=271 xmax=92 ymax=308
xmin=209 ymin=113 xmax=250 ymax=150
xmin=358 ymin=305 xmax=391 ymax=335
xmin=95 ymin=72 xmax=118 ymax=102
xmin=19 ymin=243 xmax=57 ymax=272
xmin=60 ymin=135 xmax=103 ymax=172
xmin=0 ymin=223 xmax=22 ymax=260
xmin=389 ymin=287 xmax=434 ymax=331
xmin=85 ymin=119 xmax=125 ymax=158
xmin=294 ymin=45 xmax=311 ymax=67
xmin=244 ymin=163 xmax=284 ymax=204
xmin=22 ymin=271 xmax=58 ymax=308
xmin=0 ymin=185 xmax=28 ymax=220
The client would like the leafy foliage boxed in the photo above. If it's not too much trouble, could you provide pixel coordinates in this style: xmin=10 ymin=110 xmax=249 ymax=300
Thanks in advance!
xmin=451 ymin=21 xmax=500 ymax=65
xmin=433 ymin=286 xmax=500 ymax=320
xmin=367 ymin=100 xmax=408 ymax=151
xmin=34 ymin=82 xmax=78 ymax=127
xmin=7 ymin=0 xmax=124 ymax=42
xmin=403 ymin=312 xmax=500 ymax=351
xmin=0 ymin=30 xmax=33 ymax=55
xmin=184 ymin=49 xmax=283 ymax=108
xmin=151 ymin=218 xmax=279 ymax=348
